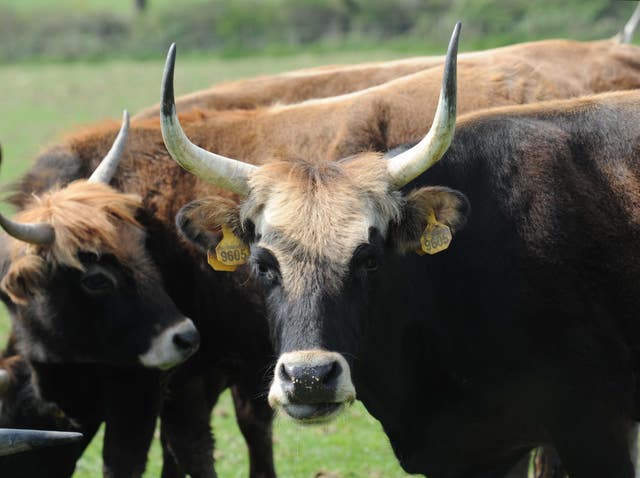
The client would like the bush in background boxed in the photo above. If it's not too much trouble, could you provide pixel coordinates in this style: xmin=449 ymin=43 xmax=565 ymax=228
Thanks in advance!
xmin=0 ymin=0 xmax=635 ymax=62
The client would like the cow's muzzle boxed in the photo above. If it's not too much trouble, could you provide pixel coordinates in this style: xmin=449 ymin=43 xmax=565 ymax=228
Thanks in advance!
xmin=269 ymin=350 xmax=355 ymax=423
xmin=138 ymin=318 xmax=200 ymax=370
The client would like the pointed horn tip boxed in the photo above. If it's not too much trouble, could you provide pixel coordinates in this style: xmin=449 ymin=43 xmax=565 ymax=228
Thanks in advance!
xmin=0 ymin=429 xmax=84 ymax=455
xmin=441 ymin=21 xmax=460 ymax=106
xmin=449 ymin=21 xmax=461 ymax=54
xmin=0 ymin=212 xmax=55 ymax=245
xmin=119 ymin=110 xmax=130 ymax=136
xmin=161 ymin=44 xmax=177 ymax=118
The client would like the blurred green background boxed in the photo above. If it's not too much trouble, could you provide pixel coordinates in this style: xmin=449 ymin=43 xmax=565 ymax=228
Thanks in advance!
xmin=0 ymin=0 xmax=636 ymax=61
xmin=0 ymin=1 xmax=638 ymax=476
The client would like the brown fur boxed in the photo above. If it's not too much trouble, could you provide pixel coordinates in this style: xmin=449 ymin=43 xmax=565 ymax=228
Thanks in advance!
xmin=134 ymin=38 xmax=640 ymax=119
xmin=21 ymin=40 xmax=640 ymax=223
xmin=131 ymin=41 xmax=640 ymax=174
xmin=2 ymin=181 xmax=142 ymax=303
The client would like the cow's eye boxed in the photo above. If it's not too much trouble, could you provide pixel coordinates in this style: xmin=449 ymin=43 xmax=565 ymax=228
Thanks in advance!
xmin=352 ymin=244 xmax=379 ymax=272
xmin=81 ymin=268 xmax=116 ymax=295
xmin=251 ymin=247 xmax=281 ymax=286
xmin=363 ymin=255 xmax=378 ymax=271
xmin=256 ymin=260 xmax=280 ymax=285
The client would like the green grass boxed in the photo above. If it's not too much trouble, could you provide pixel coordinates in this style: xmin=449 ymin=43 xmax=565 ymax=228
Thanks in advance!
xmin=0 ymin=52 xmax=418 ymax=477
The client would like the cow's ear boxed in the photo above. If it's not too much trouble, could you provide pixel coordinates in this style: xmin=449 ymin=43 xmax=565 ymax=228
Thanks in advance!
xmin=1 ymin=255 xmax=48 ymax=305
xmin=176 ymin=196 xmax=243 ymax=253
xmin=390 ymin=186 xmax=470 ymax=253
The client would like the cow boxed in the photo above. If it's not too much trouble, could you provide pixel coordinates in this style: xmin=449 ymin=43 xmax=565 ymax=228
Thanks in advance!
xmin=7 ymin=14 xmax=640 ymax=474
xmin=0 ymin=113 xmax=209 ymax=478
xmin=166 ymin=23 xmax=640 ymax=478
xmin=133 ymin=3 xmax=640 ymax=120
xmin=0 ymin=120 xmax=276 ymax=476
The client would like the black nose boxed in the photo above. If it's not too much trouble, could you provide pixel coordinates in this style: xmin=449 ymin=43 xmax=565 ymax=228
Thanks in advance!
xmin=173 ymin=327 xmax=200 ymax=352
xmin=279 ymin=360 xmax=341 ymax=403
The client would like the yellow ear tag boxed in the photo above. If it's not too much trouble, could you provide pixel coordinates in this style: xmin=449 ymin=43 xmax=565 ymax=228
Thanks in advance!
xmin=417 ymin=210 xmax=452 ymax=255
xmin=206 ymin=225 xmax=250 ymax=272
xmin=207 ymin=250 xmax=238 ymax=272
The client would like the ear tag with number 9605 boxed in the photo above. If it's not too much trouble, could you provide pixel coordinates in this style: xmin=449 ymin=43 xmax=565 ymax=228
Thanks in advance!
xmin=417 ymin=210 xmax=452 ymax=256
xmin=206 ymin=225 xmax=250 ymax=272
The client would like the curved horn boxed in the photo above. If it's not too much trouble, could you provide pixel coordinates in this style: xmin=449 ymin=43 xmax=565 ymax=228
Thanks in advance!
xmin=88 ymin=110 xmax=130 ymax=184
xmin=0 ymin=213 xmax=54 ymax=246
xmin=0 ymin=429 xmax=83 ymax=456
xmin=160 ymin=44 xmax=256 ymax=195
xmin=387 ymin=22 xmax=460 ymax=188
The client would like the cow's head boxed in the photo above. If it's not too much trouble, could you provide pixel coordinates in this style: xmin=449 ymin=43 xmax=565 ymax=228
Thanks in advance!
xmin=0 ymin=112 xmax=199 ymax=370
xmin=165 ymin=24 xmax=466 ymax=422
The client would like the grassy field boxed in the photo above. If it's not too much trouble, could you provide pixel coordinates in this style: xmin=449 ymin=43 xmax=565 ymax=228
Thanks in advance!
xmin=0 ymin=51 xmax=425 ymax=477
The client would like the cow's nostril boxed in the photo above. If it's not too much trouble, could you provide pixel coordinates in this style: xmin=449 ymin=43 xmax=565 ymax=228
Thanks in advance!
xmin=322 ymin=360 xmax=340 ymax=385
xmin=316 ymin=360 xmax=341 ymax=385
xmin=172 ymin=327 xmax=200 ymax=351
xmin=280 ymin=363 xmax=294 ymax=384
xmin=281 ymin=360 xmax=341 ymax=386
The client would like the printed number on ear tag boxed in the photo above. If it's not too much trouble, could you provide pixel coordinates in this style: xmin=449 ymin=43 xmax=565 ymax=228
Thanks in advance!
xmin=206 ymin=225 xmax=250 ymax=272
xmin=417 ymin=210 xmax=452 ymax=256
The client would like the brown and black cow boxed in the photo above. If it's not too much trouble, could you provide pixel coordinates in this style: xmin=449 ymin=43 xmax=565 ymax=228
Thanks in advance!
xmin=0 ymin=117 xmax=276 ymax=477
xmin=168 ymin=24 xmax=640 ymax=478
xmin=0 ymin=114 xmax=207 ymax=478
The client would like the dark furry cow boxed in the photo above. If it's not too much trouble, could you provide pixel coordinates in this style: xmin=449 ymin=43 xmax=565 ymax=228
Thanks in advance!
xmin=0 ymin=341 xmax=84 ymax=477
xmin=0 ymin=118 xmax=276 ymax=477
xmin=169 ymin=24 xmax=640 ymax=478
xmin=0 ymin=115 xmax=210 ymax=478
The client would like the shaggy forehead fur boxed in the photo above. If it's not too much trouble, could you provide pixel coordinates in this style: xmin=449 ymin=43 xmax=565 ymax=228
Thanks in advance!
xmin=242 ymin=154 xmax=402 ymax=299
xmin=5 ymin=181 xmax=142 ymax=272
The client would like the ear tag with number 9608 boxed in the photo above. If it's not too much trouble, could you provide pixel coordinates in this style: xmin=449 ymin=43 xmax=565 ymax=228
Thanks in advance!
xmin=206 ymin=225 xmax=250 ymax=272
xmin=417 ymin=210 xmax=452 ymax=256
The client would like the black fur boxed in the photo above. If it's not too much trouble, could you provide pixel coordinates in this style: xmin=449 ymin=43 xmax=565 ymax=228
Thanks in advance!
xmin=264 ymin=96 xmax=640 ymax=478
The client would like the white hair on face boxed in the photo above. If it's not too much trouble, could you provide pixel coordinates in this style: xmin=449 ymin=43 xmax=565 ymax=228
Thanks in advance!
xmin=242 ymin=154 xmax=402 ymax=299
xmin=138 ymin=318 xmax=199 ymax=370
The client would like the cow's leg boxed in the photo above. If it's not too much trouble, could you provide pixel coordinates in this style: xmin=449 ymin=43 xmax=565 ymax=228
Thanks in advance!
xmin=550 ymin=414 xmax=634 ymax=478
xmin=160 ymin=428 xmax=185 ymax=478
xmin=161 ymin=373 xmax=223 ymax=478
xmin=230 ymin=380 xmax=276 ymax=478
xmin=102 ymin=372 xmax=161 ymax=478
